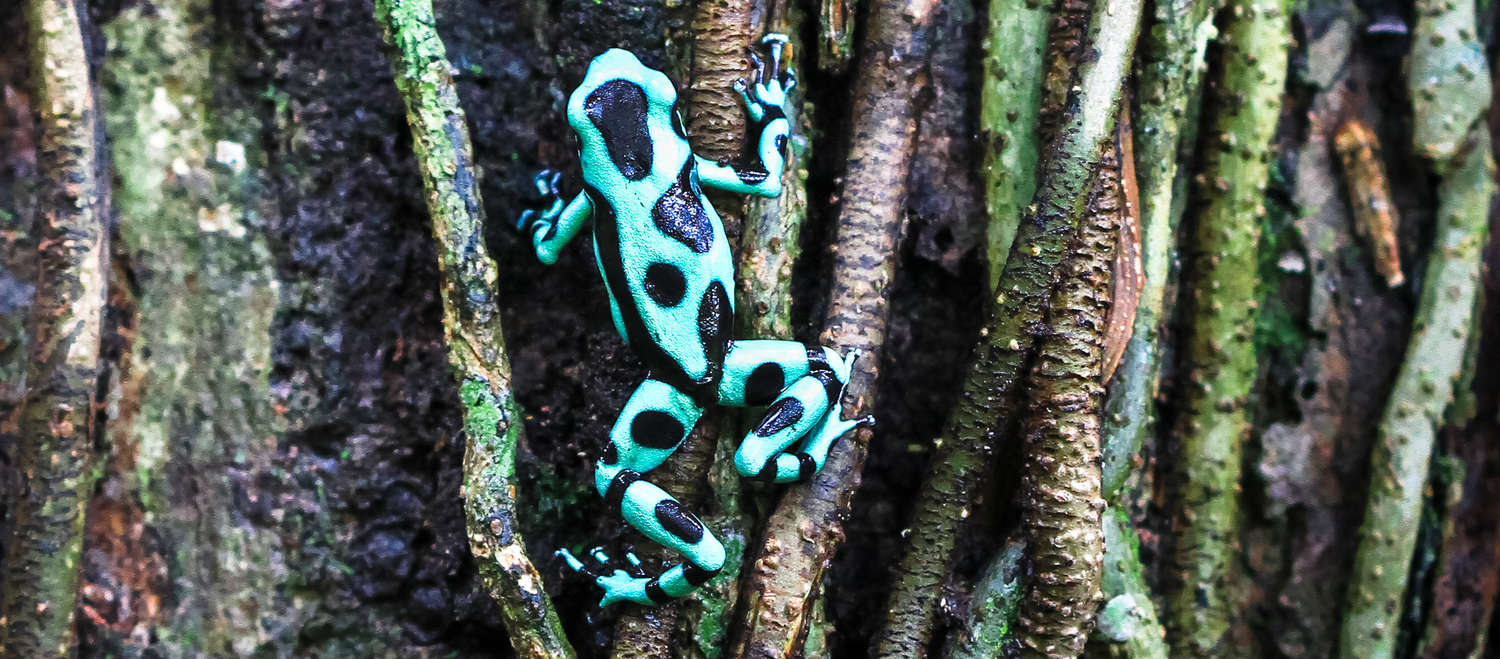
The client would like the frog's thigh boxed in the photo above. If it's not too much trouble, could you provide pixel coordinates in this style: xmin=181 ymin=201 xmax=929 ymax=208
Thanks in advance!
xmin=597 ymin=378 xmax=703 ymax=480
xmin=612 ymin=476 xmax=727 ymax=601
xmin=594 ymin=381 xmax=725 ymax=602
xmin=716 ymin=339 xmax=813 ymax=407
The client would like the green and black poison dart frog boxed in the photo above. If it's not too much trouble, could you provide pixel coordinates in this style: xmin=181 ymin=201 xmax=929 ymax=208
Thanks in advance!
xmin=516 ymin=35 xmax=872 ymax=607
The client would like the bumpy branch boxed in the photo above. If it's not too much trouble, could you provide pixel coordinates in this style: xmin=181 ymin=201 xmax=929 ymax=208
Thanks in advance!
xmin=1013 ymin=130 xmax=1121 ymax=659
xmin=731 ymin=0 xmax=939 ymax=655
xmin=1164 ymin=0 xmax=1291 ymax=653
xmin=1 ymin=0 xmax=110 ymax=656
xmin=872 ymin=0 xmax=1142 ymax=653
xmin=1338 ymin=12 xmax=1493 ymax=645
xmin=372 ymin=2 xmax=574 ymax=657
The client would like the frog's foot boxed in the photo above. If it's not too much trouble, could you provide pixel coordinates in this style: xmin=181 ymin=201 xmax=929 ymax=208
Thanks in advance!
xmin=730 ymin=343 xmax=873 ymax=483
xmin=556 ymin=546 xmax=656 ymax=607
xmin=733 ymin=33 xmax=796 ymax=120
xmin=792 ymin=348 xmax=873 ymax=477
xmin=515 ymin=169 xmax=564 ymax=240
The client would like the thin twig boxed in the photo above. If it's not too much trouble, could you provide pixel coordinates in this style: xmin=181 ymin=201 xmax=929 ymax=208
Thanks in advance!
xmin=373 ymin=2 xmax=574 ymax=656
xmin=1339 ymin=126 xmax=1493 ymax=659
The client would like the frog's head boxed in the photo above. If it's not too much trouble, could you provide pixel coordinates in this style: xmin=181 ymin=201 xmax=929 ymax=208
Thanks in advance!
xmin=567 ymin=49 xmax=683 ymax=182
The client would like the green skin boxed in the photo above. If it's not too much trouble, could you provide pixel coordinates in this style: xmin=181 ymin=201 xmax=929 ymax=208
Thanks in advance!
xmin=519 ymin=37 xmax=872 ymax=608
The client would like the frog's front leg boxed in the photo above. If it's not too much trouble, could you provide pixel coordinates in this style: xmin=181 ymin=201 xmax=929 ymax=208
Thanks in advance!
xmin=696 ymin=34 xmax=796 ymax=198
xmin=717 ymin=340 xmax=872 ymax=483
xmin=515 ymin=170 xmax=593 ymax=265
xmin=559 ymin=378 xmax=726 ymax=606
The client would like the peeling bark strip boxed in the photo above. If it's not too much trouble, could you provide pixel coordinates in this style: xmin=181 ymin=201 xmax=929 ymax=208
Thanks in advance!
xmin=1090 ymin=0 xmax=1215 ymax=654
xmin=1164 ymin=0 xmax=1291 ymax=653
xmin=731 ymin=0 xmax=939 ymax=655
xmin=1 ymin=0 xmax=110 ymax=655
xmin=1334 ymin=120 xmax=1403 ymax=288
xmin=372 ymin=2 xmax=574 ymax=657
xmin=1339 ymin=127 xmax=1493 ymax=659
xmin=874 ymin=0 xmax=1142 ymax=653
xmin=1014 ymin=133 xmax=1120 ymax=659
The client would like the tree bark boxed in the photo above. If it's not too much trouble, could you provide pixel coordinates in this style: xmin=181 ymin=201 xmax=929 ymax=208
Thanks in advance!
xmin=2 ymin=0 xmax=109 ymax=654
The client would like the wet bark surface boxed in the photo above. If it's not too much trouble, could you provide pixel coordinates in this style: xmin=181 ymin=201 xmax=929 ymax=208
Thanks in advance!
xmin=2 ymin=0 xmax=1498 ymax=656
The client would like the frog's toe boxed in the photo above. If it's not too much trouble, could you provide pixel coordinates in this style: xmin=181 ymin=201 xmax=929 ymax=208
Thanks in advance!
xmin=556 ymin=547 xmax=598 ymax=577
xmin=623 ymin=551 xmax=646 ymax=577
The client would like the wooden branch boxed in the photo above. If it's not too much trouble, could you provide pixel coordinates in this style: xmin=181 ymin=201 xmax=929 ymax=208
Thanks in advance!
xmin=1164 ymin=0 xmax=1292 ymax=652
xmin=1013 ymin=128 xmax=1121 ymax=658
xmin=1 ymin=0 xmax=110 ymax=655
xmin=1090 ymin=0 xmax=1216 ymax=654
xmin=872 ymin=0 xmax=1143 ymax=652
xmin=979 ymin=0 xmax=1052 ymax=288
xmin=372 ymin=2 xmax=574 ymax=656
xmin=731 ymin=0 xmax=940 ymax=654
xmin=676 ymin=4 xmax=818 ymax=657
xmin=1339 ymin=124 xmax=1493 ymax=659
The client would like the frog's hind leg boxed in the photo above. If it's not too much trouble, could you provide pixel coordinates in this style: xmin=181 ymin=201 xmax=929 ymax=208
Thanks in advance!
xmin=718 ymin=340 xmax=873 ymax=483
xmin=562 ymin=378 xmax=727 ymax=607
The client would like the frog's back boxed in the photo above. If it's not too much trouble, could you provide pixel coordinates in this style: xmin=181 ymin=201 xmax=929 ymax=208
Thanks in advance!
xmin=568 ymin=49 xmax=736 ymax=397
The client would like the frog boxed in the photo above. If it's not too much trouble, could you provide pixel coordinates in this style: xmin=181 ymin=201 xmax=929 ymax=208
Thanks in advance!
xmin=515 ymin=34 xmax=872 ymax=607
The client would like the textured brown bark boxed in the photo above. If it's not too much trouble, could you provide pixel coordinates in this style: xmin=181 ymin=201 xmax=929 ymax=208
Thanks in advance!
xmin=611 ymin=1 xmax=752 ymax=654
xmin=2 ymin=0 xmax=110 ymax=654
xmin=732 ymin=0 xmax=939 ymax=655
xmin=1014 ymin=129 xmax=1120 ymax=659
xmin=685 ymin=0 xmax=754 ymax=242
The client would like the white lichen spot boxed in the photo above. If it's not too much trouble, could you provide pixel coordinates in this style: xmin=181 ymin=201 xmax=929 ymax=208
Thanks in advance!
xmin=216 ymin=140 xmax=247 ymax=173
xmin=496 ymin=545 xmax=539 ymax=593
xmin=150 ymin=87 xmax=182 ymax=123
xmin=198 ymin=204 xmax=247 ymax=238
xmin=1277 ymin=251 xmax=1306 ymax=273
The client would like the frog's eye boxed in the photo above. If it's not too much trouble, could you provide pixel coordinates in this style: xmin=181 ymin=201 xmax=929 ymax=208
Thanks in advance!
xmin=644 ymin=72 xmax=677 ymax=108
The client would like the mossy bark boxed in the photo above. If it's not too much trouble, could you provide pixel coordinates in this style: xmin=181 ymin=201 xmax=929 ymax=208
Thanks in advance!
xmin=374 ymin=1 xmax=573 ymax=656
xmin=88 ymin=0 xmax=292 ymax=653
xmin=979 ymin=0 xmax=1052 ymax=285
xmin=1164 ymin=0 xmax=1291 ymax=652
xmin=732 ymin=0 xmax=939 ymax=655
xmin=2 ymin=0 xmax=109 ymax=655
xmin=1098 ymin=0 xmax=1215 ymax=501
xmin=944 ymin=541 xmax=1027 ymax=659
xmin=1087 ymin=1 xmax=1214 ymax=655
xmin=1339 ymin=126 xmax=1493 ymax=659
